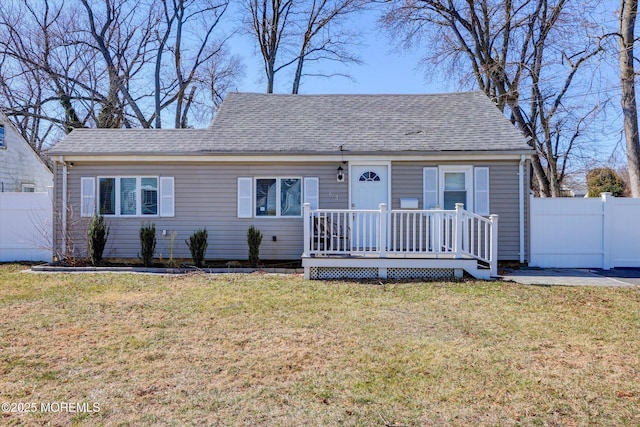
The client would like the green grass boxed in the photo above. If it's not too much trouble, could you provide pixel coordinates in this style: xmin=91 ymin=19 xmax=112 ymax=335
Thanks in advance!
xmin=0 ymin=264 xmax=639 ymax=426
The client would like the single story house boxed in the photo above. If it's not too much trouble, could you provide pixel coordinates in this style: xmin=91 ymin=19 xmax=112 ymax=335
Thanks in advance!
xmin=0 ymin=111 xmax=53 ymax=192
xmin=49 ymin=91 xmax=533 ymax=279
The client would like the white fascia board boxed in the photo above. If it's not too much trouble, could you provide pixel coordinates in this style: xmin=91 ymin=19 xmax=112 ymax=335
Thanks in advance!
xmin=58 ymin=152 xmax=532 ymax=163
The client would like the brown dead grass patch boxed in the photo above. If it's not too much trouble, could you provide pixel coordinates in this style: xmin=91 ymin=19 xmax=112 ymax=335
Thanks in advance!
xmin=0 ymin=265 xmax=639 ymax=426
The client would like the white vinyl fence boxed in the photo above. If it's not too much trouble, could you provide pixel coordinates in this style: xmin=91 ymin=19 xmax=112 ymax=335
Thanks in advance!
xmin=0 ymin=192 xmax=52 ymax=262
xmin=530 ymin=193 xmax=640 ymax=269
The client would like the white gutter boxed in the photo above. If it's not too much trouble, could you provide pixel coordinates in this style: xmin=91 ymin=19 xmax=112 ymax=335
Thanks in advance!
xmin=519 ymin=155 xmax=526 ymax=264
xmin=54 ymin=152 xmax=534 ymax=163
xmin=61 ymin=156 xmax=67 ymax=257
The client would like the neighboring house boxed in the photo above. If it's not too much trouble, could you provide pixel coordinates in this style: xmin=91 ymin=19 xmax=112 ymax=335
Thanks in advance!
xmin=48 ymin=92 xmax=533 ymax=279
xmin=0 ymin=111 xmax=53 ymax=192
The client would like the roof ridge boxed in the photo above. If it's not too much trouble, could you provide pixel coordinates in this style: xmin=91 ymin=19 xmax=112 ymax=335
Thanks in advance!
xmin=227 ymin=91 xmax=485 ymax=97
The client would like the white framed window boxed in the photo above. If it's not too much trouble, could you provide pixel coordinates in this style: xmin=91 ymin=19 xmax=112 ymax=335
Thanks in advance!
xmin=440 ymin=166 xmax=473 ymax=211
xmin=238 ymin=176 xmax=318 ymax=218
xmin=0 ymin=123 xmax=5 ymax=148
xmin=82 ymin=176 xmax=173 ymax=218
xmin=423 ymin=166 xmax=489 ymax=214
xmin=98 ymin=176 xmax=158 ymax=216
xmin=22 ymin=184 xmax=35 ymax=192
xmin=255 ymin=177 xmax=302 ymax=217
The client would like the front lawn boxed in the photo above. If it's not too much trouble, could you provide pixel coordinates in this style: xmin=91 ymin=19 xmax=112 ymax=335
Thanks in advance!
xmin=0 ymin=264 xmax=638 ymax=426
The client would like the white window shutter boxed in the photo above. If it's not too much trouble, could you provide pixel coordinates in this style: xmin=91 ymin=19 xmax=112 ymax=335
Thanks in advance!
xmin=159 ymin=177 xmax=175 ymax=217
xmin=474 ymin=167 xmax=490 ymax=215
xmin=423 ymin=167 xmax=438 ymax=209
xmin=237 ymin=177 xmax=252 ymax=218
xmin=303 ymin=177 xmax=319 ymax=209
xmin=80 ymin=177 xmax=96 ymax=217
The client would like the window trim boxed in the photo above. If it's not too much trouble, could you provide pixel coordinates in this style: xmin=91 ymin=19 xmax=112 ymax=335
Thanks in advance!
xmin=424 ymin=165 xmax=490 ymax=214
xmin=254 ymin=176 xmax=303 ymax=218
xmin=439 ymin=165 xmax=473 ymax=211
xmin=97 ymin=176 xmax=160 ymax=217
xmin=21 ymin=184 xmax=35 ymax=192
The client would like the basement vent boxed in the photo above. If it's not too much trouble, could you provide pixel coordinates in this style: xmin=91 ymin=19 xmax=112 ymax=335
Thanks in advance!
xmin=387 ymin=268 xmax=454 ymax=280
xmin=310 ymin=267 xmax=377 ymax=280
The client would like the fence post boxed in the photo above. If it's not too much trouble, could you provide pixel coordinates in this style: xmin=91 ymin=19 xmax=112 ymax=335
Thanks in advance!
xmin=490 ymin=214 xmax=499 ymax=277
xmin=454 ymin=203 xmax=464 ymax=258
xmin=302 ymin=203 xmax=311 ymax=258
xmin=601 ymin=192 xmax=612 ymax=270
xmin=379 ymin=203 xmax=387 ymax=257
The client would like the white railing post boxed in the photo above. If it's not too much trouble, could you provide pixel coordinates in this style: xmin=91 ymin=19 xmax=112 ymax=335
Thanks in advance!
xmin=490 ymin=214 xmax=499 ymax=277
xmin=433 ymin=209 xmax=441 ymax=254
xmin=379 ymin=203 xmax=387 ymax=257
xmin=454 ymin=203 xmax=464 ymax=258
xmin=302 ymin=203 xmax=311 ymax=257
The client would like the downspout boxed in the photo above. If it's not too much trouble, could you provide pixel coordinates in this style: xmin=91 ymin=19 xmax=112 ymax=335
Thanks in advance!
xmin=518 ymin=155 xmax=525 ymax=264
xmin=61 ymin=157 xmax=67 ymax=257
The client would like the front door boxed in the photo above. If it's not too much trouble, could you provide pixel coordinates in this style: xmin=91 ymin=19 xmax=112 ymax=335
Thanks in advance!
xmin=350 ymin=164 xmax=389 ymax=250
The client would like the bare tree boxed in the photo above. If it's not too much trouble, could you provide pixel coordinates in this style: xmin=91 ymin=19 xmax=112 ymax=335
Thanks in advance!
xmin=0 ymin=0 xmax=242 ymax=150
xmin=383 ymin=0 xmax=604 ymax=196
xmin=244 ymin=0 xmax=294 ymax=93
xmin=243 ymin=0 xmax=366 ymax=93
xmin=0 ymin=0 xmax=100 ymax=150
xmin=79 ymin=0 xmax=156 ymax=128
xmin=290 ymin=0 xmax=364 ymax=94
xmin=204 ymin=48 xmax=245 ymax=110
xmin=618 ymin=0 xmax=640 ymax=197
xmin=153 ymin=0 xmax=233 ymax=128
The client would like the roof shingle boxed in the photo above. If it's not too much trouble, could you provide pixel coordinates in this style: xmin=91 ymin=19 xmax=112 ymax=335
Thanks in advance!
xmin=49 ymin=91 xmax=531 ymax=156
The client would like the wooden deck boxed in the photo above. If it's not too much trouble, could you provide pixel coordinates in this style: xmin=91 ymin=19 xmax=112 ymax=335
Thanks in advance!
xmin=301 ymin=203 xmax=498 ymax=280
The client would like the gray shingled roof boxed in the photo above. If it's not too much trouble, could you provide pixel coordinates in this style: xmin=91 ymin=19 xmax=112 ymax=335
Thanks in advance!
xmin=48 ymin=128 xmax=211 ymax=156
xmin=49 ymin=91 xmax=531 ymax=156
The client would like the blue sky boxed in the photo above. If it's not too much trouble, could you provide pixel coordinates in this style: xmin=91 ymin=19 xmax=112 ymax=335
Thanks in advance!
xmin=227 ymin=8 xmax=454 ymax=95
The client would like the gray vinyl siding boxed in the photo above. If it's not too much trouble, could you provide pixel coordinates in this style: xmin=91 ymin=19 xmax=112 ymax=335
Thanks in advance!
xmin=56 ymin=159 xmax=527 ymax=262
xmin=391 ymin=160 xmax=527 ymax=261
xmin=59 ymin=162 xmax=348 ymax=260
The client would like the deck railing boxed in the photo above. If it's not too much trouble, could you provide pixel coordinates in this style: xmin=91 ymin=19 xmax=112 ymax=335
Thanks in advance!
xmin=302 ymin=203 xmax=499 ymax=276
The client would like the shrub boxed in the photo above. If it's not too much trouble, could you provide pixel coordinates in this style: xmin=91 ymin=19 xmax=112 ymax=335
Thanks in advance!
xmin=187 ymin=228 xmax=208 ymax=268
xmin=88 ymin=213 xmax=109 ymax=266
xmin=247 ymin=225 xmax=263 ymax=268
xmin=587 ymin=167 xmax=626 ymax=197
xmin=163 ymin=231 xmax=178 ymax=268
xmin=139 ymin=223 xmax=156 ymax=267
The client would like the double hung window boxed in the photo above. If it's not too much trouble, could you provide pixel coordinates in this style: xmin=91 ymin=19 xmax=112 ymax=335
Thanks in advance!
xmin=442 ymin=171 xmax=468 ymax=210
xmin=423 ymin=166 xmax=490 ymax=215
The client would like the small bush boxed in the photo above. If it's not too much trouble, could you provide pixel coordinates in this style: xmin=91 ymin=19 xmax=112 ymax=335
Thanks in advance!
xmin=247 ymin=225 xmax=263 ymax=268
xmin=139 ymin=223 xmax=156 ymax=267
xmin=187 ymin=228 xmax=208 ymax=268
xmin=586 ymin=167 xmax=626 ymax=197
xmin=162 ymin=231 xmax=178 ymax=268
xmin=88 ymin=214 xmax=109 ymax=266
